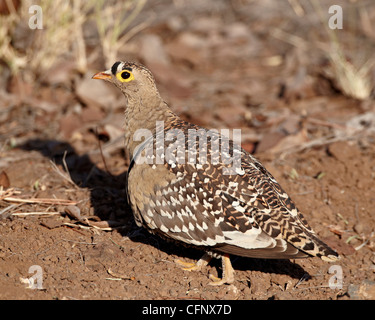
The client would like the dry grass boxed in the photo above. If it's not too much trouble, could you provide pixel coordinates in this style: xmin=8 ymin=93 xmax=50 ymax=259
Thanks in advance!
xmin=0 ymin=0 xmax=148 ymax=76
xmin=277 ymin=0 xmax=375 ymax=101
xmin=94 ymin=0 xmax=148 ymax=68
xmin=0 ymin=3 xmax=26 ymax=73
xmin=0 ymin=187 xmax=77 ymax=205
xmin=325 ymin=46 xmax=374 ymax=101
xmin=309 ymin=0 xmax=374 ymax=101
xmin=27 ymin=0 xmax=88 ymax=74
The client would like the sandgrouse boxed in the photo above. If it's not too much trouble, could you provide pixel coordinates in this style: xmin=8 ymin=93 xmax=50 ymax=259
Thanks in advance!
xmin=93 ymin=61 xmax=339 ymax=286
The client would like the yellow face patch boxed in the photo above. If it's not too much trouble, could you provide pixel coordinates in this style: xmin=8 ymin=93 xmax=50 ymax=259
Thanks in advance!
xmin=116 ymin=70 xmax=135 ymax=83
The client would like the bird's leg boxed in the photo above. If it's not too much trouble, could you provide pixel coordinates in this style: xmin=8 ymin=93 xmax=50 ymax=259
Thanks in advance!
xmin=175 ymin=252 xmax=212 ymax=272
xmin=208 ymin=254 xmax=235 ymax=286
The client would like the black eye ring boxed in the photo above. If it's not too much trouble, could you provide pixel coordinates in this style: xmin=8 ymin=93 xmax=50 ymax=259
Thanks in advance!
xmin=121 ymin=71 xmax=131 ymax=79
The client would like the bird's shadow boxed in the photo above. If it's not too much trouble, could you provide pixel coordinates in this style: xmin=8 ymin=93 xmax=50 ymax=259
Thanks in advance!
xmin=21 ymin=138 xmax=309 ymax=282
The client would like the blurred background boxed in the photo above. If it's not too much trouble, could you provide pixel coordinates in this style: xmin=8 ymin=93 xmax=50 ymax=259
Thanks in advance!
xmin=0 ymin=0 xmax=375 ymax=300
xmin=1 ymin=0 xmax=374 ymax=157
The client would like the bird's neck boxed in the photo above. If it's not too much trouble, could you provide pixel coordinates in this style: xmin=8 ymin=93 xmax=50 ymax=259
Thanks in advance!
xmin=123 ymin=94 xmax=177 ymax=158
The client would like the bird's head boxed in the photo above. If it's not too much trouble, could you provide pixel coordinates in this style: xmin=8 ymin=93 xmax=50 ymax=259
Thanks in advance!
xmin=92 ymin=61 xmax=159 ymax=100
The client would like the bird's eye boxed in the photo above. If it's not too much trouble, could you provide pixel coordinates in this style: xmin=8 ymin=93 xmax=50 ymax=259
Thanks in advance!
xmin=116 ymin=70 xmax=134 ymax=82
xmin=121 ymin=72 xmax=130 ymax=79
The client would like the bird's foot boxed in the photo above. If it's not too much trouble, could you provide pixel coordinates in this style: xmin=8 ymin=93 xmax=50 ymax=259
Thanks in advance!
xmin=208 ymin=254 xmax=235 ymax=286
xmin=175 ymin=259 xmax=201 ymax=271
xmin=175 ymin=253 xmax=235 ymax=286
xmin=175 ymin=252 xmax=212 ymax=272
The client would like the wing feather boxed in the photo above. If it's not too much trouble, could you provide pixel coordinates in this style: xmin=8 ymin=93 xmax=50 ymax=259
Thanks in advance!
xmin=127 ymin=120 xmax=338 ymax=260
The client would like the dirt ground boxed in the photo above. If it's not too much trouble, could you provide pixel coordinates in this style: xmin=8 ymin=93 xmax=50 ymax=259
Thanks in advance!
xmin=1 ymin=0 xmax=375 ymax=300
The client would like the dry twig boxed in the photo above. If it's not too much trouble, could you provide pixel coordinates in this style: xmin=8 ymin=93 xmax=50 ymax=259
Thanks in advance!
xmin=2 ymin=196 xmax=77 ymax=206
xmin=11 ymin=211 xmax=61 ymax=216
xmin=107 ymin=268 xmax=135 ymax=281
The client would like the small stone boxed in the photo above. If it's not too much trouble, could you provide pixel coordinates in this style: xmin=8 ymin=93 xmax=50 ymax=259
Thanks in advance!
xmin=353 ymin=222 xmax=365 ymax=234
xmin=348 ymin=280 xmax=375 ymax=300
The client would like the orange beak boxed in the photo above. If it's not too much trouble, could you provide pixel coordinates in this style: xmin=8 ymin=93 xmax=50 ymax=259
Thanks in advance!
xmin=92 ymin=71 xmax=112 ymax=80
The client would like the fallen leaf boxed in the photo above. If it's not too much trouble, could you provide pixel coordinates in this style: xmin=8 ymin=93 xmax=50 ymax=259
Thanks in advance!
xmin=65 ymin=205 xmax=82 ymax=221
xmin=41 ymin=218 xmax=64 ymax=229
xmin=0 ymin=171 xmax=10 ymax=188
xmin=323 ymin=236 xmax=356 ymax=256
xmin=256 ymin=131 xmax=286 ymax=154
xmin=81 ymin=105 xmax=105 ymax=123
xmin=328 ymin=225 xmax=345 ymax=236
xmin=76 ymin=71 xmax=116 ymax=108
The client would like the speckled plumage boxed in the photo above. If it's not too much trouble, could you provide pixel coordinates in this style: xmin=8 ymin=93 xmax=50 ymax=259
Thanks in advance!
xmin=93 ymin=61 xmax=340 ymax=285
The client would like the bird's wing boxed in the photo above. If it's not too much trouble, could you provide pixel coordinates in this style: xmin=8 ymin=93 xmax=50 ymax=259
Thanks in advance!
xmin=215 ymin=155 xmax=339 ymax=260
xmin=129 ymin=158 xmax=279 ymax=251
xmin=128 ymin=122 xmax=338 ymax=260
